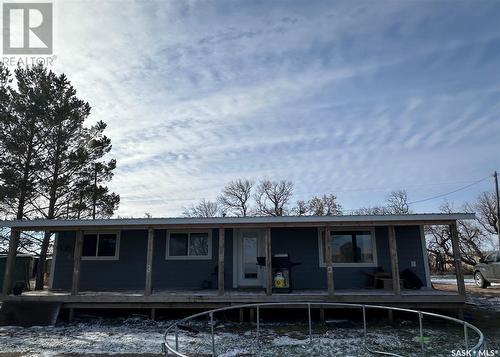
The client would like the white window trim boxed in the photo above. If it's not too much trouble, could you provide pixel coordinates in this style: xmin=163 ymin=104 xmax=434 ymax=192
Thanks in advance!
xmin=81 ymin=231 xmax=120 ymax=261
xmin=318 ymin=227 xmax=378 ymax=267
xmin=166 ymin=229 xmax=212 ymax=260
xmin=49 ymin=233 xmax=58 ymax=289
xmin=420 ymin=225 xmax=432 ymax=288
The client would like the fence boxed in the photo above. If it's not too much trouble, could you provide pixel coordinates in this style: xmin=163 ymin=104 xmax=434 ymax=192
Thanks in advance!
xmin=162 ymin=302 xmax=484 ymax=356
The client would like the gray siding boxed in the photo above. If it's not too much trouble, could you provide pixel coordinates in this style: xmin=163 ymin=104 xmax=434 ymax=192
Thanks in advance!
xmin=52 ymin=228 xmax=233 ymax=291
xmin=270 ymin=226 xmax=427 ymax=290
xmin=52 ymin=230 xmax=148 ymax=290
xmin=0 ymin=256 xmax=32 ymax=291
xmin=51 ymin=225 xmax=426 ymax=291
xmin=152 ymin=228 xmax=233 ymax=289
xmin=271 ymin=227 xmax=325 ymax=289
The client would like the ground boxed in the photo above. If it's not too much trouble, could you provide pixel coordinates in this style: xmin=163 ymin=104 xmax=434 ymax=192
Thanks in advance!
xmin=0 ymin=278 xmax=498 ymax=356
xmin=432 ymin=278 xmax=500 ymax=356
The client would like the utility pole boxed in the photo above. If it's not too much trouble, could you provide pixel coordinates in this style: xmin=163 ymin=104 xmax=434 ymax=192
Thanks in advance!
xmin=92 ymin=163 xmax=98 ymax=220
xmin=494 ymin=171 xmax=500 ymax=250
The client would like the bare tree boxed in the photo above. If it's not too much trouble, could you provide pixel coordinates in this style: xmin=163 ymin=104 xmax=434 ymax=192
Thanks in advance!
xmin=294 ymin=200 xmax=308 ymax=216
xmin=218 ymin=179 xmax=253 ymax=217
xmin=294 ymin=194 xmax=342 ymax=216
xmin=353 ymin=189 xmax=410 ymax=215
xmin=183 ymin=199 xmax=220 ymax=218
xmin=308 ymin=194 xmax=342 ymax=216
xmin=386 ymin=189 xmax=411 ymax=214
xmin=254 ymin=180 xmax=294 ymax=216
xmin=426 ymin=201 xmax=489 ymax=268
xmin=471 ymin=191 xmax=498 ymax=236
xmin=353 ymin=206 xmax=389 ymax=215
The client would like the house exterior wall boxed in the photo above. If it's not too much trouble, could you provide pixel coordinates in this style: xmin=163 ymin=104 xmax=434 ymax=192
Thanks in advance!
xmin=0 ymin=256 xmax=32 ymax=291
xmin=52 ymin=230 xmax=148 ymax=290
xmin=52 ymin=228 xmax=233 ymax=291
xmin=152 ymin=228 xmax=233 ymax=289
xmin=51 ymin=225 xmax=427 ymax=291
xmin=270 ymin=226 xmax=426 ymax=289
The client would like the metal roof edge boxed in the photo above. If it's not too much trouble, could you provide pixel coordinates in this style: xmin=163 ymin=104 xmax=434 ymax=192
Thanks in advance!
xmin=0 ymin=213 xmax=476 ymax=229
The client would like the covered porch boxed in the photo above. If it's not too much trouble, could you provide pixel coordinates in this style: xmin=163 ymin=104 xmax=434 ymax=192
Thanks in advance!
xmin=1 ymin=214 xmax=471 ymax=317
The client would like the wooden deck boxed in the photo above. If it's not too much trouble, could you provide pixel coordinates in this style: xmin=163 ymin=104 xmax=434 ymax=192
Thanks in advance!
xmin=3 ymin=288 xmax=465 ymax=310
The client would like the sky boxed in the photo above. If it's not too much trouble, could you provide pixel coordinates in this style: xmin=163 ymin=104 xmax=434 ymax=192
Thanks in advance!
xmin=12 ymin=0 xmax=500 ymax=217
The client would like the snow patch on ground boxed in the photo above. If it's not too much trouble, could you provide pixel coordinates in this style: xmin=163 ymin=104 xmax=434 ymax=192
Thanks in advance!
xmin=466 ymin=296 xmax=500 ymax=311
xmin=0 ymin=316 xmax=477 ymax=357
xmin=218 ymin=348 xmax=250 ymax=357
xmin=431 ymin=277 xmax=476 ymax=286
xmin=0 ymin=317 xmax=168 ymax=356
xmin=271 ymin=335 xmax=309 ymax=346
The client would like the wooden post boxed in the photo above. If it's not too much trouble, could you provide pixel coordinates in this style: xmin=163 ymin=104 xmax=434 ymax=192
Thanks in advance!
xmin=145 ymin=228 xmax=154 ymax=296
xmin=71 ymin=230 xmax=83 ymax=296
xmin=450 ymin=223 xmax=466 ymax=296
xmin=249 ymin=308 xmax=255 ymax=325
xmin=325 ymin=227 xmax=334 ymax=296
xmin=494 ymin=171 xmax=500 ymax=250
xmin=239 ymin=308 xmax=244 ymax=323
xmin=2 ymin=229 xmax=20 ymax=295
xmin=218 ymin=227 xmax=225 ymax=295
xmin=265 ymin=228 xmax=272 ymax=296
xmin=68 ymin=308 xmax=75 ymax=323
xmin=388 ymin=226 xmax=401 ymax=295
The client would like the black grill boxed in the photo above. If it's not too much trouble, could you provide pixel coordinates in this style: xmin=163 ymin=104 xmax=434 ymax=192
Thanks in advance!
xmin=257 ymin=254 xmax=301 ymax=293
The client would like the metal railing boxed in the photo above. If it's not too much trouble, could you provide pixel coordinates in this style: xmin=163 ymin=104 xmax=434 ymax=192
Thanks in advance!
xmin=162 ymin=302 xmax=484 ymax=357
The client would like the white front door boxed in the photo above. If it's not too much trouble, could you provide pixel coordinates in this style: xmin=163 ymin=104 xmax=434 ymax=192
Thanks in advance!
xmin=236 ymin=229 xmax=264 ymax=287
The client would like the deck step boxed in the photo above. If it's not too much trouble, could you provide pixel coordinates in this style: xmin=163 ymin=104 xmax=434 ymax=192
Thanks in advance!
xmin=0 ymin=301 xmax=61 ymax=327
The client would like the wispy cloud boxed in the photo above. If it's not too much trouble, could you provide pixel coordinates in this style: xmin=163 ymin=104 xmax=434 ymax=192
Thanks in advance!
xmin=44 ymin=0 xmax=500 ymax=216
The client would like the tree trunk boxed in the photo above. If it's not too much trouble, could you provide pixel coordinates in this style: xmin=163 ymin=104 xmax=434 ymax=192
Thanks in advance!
xmin=35 ymin=231 xmax=51 ymax=290
xmin=35 ymin=125 xmax=62 ymax=290
xmin=3 ymin=123 xmax=36 ymax=294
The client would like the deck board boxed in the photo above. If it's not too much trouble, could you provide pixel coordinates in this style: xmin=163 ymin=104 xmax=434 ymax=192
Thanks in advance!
xmin=3 ymin=288 xmax=464 ymax=309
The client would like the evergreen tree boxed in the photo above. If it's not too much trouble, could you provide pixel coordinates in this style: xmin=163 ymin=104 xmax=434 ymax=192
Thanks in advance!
xmin=0 ymin=65 xmax=52 ymax=294
xmin=0 ymin=64 xmax=120 ymax=291
xmin=32 ymin=70 xmax=119 ymax=289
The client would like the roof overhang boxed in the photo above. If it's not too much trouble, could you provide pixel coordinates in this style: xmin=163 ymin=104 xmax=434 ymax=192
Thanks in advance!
xmin=0 ymin=213 xmax=476 ymax=231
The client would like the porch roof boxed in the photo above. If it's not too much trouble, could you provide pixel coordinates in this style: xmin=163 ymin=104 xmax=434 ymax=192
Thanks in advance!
xmin=0 ymin=213 xmax=475 ymax=231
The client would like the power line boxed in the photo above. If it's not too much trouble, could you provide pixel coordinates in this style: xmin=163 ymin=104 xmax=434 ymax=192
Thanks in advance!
xmin=408 ymin=176 xmax=490 ymax=205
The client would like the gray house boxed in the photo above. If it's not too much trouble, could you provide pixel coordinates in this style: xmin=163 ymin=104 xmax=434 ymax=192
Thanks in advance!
xmin=1 ymin=214 xmax=472 ymax=318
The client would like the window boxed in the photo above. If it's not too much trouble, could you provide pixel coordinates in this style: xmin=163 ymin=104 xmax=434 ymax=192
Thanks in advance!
xmin=485 ymin=252 xmax=498 ymax=263
xmin=166 ymin=231 xmax=212 ymax=260
xmin=82 ymin=232 xmax=119 ymax=260
xmin=319 ymin=229 xmax=376 ymax=266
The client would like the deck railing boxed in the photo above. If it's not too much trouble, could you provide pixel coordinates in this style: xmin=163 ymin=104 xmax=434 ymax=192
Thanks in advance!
xmin=162 ymin=302 xmax=484 ymax=357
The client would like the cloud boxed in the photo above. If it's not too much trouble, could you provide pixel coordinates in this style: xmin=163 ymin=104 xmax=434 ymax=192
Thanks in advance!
xmin=44 ymin=0 xmax=500 ymax=216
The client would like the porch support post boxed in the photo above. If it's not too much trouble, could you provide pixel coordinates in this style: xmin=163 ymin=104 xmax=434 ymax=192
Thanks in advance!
xmin=388 ymin=225 xmax=401 ymax=295
xmin=325 ymin=226 xmax=334 ymax=296
xmin=145 ymin=228 xmax=154 ymax=296
xmin=71 ymin=230 xmax=83 ymax=296
xmin=450 ymin=222 xmax=466 ymax=296
xmin=2 ymin=229 xmax=20 ymax=295
xmin=265 ymin=228 xmax=272 ymax=296
xmin=218 ymin=227 xmax=225 ymax=295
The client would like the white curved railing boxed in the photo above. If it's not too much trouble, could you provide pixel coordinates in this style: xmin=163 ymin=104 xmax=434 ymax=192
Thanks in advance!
xmin=162 ymin=302 xmax=484 ymax=356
